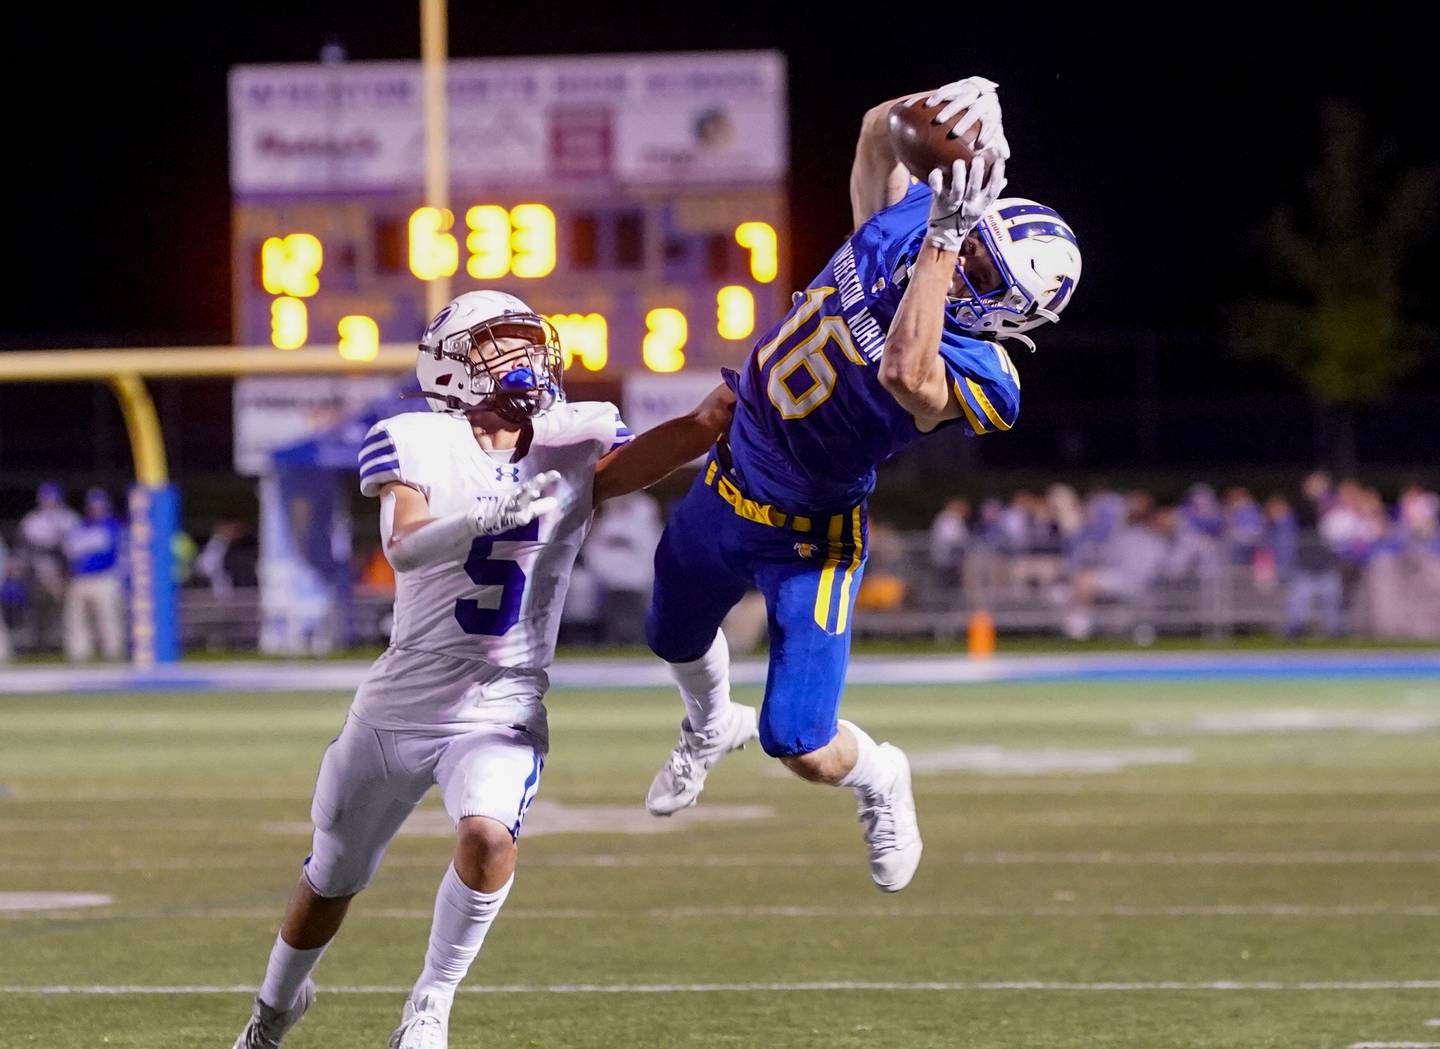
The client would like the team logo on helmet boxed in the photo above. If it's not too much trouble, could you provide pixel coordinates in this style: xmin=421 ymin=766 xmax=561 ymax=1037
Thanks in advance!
xmin=422 ymin=302 xmax=458 ymax=339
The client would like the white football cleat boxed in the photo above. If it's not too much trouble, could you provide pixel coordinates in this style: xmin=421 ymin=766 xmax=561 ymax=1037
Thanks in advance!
xmin=645 ymin=703 xmax=758 ymax=816
xmin=854 ymin=743 xmax=923 ymax=892
xmin=389 ymin=995 xmax=448 ymax=1049
xmin=232 ymin=979 xmax=315 ymax=1049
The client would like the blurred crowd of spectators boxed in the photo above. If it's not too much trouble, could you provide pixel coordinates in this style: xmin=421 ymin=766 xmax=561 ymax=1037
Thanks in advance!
xmin=924 ymin=472 xmax=1440 ymax=639
xmin=0 ymin=483 xmax=259 ymax=662
xmin=7 ymin=471 xmax=1436 ymax=660
xmin=1 ymin=483 xmax=126 ymax=663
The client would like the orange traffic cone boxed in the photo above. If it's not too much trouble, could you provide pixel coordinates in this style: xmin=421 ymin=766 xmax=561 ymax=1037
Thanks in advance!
xmin=968 ymin=608 xmax=996 ymax=659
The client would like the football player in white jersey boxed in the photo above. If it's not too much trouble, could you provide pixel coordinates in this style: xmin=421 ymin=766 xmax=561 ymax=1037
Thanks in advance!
xmin=232 ymin=290 xmax=736 ymax=1049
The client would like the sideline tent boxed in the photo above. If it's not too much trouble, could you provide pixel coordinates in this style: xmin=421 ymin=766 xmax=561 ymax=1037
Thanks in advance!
xmin=259 ymin=384 xmax=425 ymax=653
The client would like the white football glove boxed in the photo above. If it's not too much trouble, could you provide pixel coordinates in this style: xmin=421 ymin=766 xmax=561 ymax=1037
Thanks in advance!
xmin=470 ymin=470 xmax=561 ymax=535
xmin=926 ymin=154 xmax=1008 ymax=254
xmin=905 ymin=76 xmax=1010 ymax=159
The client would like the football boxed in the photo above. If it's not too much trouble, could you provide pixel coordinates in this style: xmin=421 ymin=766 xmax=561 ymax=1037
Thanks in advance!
xmin=886 ymin=97 xmax=991 ymax=182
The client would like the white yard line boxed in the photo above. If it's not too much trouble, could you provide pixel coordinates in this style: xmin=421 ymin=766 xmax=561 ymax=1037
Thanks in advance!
xmin=0 ymin=893 xmax=112 ymax=912
xmin=6 ymin=903 xmax=1440 ymax=922
xmin=0 ymin=791 xmax=314 ymax=803
xmin=4 ymin=980 xmax=1440 ymax=995
xmin=994 ymin=812 xmax=1440 ymax=827
xmin=11 ymin=783 xmax=1440 ymax=802
xmin=1350 ymin=1043 xmax=1440 ymax=1048
xmin=6 ymin=810 xmax=1440 ymax=832
xmin=9 ymin=849 xmax=1440 ymax=873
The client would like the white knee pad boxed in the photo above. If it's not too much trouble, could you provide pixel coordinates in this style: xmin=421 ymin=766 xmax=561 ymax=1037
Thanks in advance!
xmin=302 ymin=808 xmax=391 ymax=898
xmin=302 ymin=719 xmax=425 ymax=897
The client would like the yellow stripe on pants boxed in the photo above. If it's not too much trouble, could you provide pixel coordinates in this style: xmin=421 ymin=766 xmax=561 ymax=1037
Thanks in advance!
xmin=834 ymin=505 xmax=865 ymax=634
xmin=811 ymin=514 xmax=846 ymax=630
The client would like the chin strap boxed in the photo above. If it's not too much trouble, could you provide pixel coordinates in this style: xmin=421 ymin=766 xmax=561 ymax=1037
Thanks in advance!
xmin=401 ymin=387 xmax=536 ymax=419
xmin=994 ymin=331 xmax=1039 ymax=353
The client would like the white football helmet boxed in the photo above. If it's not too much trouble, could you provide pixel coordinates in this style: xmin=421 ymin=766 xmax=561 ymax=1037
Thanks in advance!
xmin=415 ymin=290 xmax=564 ymax=419
xmin=950 ymin=198 xmax=1081 ymax=350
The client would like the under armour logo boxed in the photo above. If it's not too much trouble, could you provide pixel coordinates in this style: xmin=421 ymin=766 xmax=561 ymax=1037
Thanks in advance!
xmin=496 ymin=465 xmax=521 ymax=483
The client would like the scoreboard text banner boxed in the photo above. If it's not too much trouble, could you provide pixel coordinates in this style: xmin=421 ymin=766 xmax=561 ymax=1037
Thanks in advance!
xmin=230 ymin=52 xmax=787 ymax=195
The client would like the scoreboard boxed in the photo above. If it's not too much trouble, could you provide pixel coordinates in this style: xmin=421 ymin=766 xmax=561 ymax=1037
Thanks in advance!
xmin=229 ymin=52 xmax=788 ymax=374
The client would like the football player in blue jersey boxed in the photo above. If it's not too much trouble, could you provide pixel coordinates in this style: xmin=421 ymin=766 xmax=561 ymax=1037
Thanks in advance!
xmin=643 ymin=77 xmax=1082 ymax=892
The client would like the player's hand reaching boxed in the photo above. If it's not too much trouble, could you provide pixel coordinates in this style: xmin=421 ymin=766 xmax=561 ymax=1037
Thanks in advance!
xmin=904 ymin=76 xmax=1010 ymax=159
xmin=470 ymin=470 xmax=561 ymax=535
xmin=925 ymin=154 xmax=1007 ymax=254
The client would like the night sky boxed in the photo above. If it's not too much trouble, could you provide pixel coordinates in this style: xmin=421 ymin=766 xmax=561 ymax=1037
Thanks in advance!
xmin=3 ymin=6 xmax=1438 ymax=493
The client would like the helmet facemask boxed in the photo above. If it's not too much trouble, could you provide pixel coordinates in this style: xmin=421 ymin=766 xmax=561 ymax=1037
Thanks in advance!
xmin=943 ymin=199 xmax=1081 ymax=352
xmin=946 ymin=228 xmax=1060 ymax=351
xmin=426 ymin=313 xmax=564 ymax=422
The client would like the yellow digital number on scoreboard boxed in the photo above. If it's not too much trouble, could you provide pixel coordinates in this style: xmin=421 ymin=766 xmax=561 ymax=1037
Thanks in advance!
xmin=408 ymin=207 xmax=458 ymax=281
xmin=337 ymin=315 xmax=380 ymax=361
xmin=255 ymin=199 xmax=779 ymax=366
xmin=460 ymin=203 xmax=557 ymax=280
xmin=643 ymin=308 xmax=687 ymax=373
xmin=546 ymin=313 xmax=608 ymax=372
xmin=716 ymin=286 xmax=755 ymax=340
xmin=464 ymin=205 xmax=511 ymax=280
xmin=270 ymin=297 xmax=308 ymax=350
xmin=261 ymin=234 xmax=323 ymax=297
xmin=510 ymin=204 xmax=556 ymax=278
xmin=735 ymin=221 xmax=778 ymax=283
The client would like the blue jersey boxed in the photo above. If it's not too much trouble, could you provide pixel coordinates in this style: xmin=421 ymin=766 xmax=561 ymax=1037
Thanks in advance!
xmin=726 ymin=182 xmax=1022 ymax=511
xmin=65 ymin=517 xmax=123 ymax=576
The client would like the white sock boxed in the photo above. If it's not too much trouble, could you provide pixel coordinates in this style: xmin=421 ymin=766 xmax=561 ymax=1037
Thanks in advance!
xmin=258 ymin=933 xmax=328 ymax=1010
xmin=669 ymin=632 xmax=733 ymax=737
xmin=836 ymin=720 xmax=889 ymax=792
xmin=410 ymin=864 xmax=513 ymax=1018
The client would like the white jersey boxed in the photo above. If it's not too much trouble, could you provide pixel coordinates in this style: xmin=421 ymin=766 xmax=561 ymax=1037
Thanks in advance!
xmin=351 ymin=401 xmax=631 ymax=731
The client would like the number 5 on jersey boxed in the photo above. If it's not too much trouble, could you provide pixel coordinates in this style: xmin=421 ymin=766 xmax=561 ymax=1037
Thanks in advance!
xmin=454 ymin=519 xmax=538 ymax=636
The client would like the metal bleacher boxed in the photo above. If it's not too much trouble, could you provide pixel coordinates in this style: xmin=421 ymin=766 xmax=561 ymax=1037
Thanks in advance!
xmin=177 ymin=533 xmax=1314 ymax=651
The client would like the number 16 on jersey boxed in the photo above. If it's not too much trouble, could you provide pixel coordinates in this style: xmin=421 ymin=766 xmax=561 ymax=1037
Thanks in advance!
xmin=755 ymin=286 xmax=867 ymax=420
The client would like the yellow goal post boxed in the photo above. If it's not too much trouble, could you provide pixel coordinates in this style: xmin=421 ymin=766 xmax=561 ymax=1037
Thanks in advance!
xmin=0 ymin=345 xmax=416 ymax=664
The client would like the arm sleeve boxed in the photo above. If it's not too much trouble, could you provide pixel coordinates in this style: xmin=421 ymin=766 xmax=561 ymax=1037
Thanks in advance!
xmin=379 ymin=489 xmax=481 ymax=573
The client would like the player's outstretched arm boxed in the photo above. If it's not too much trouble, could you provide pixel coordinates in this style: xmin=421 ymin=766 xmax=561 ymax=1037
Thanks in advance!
xmin=878 ymin=243 xmax=959 ymax=424
xmin=880 ymin=154 xmax=1007 ymax=429
xmin=379 ymin=476 xmax=559 ymax=572
xmin=850 ymin=95 xmax=918 ymax=229
xmin=592 ymin=383 xmax=736 ymax=504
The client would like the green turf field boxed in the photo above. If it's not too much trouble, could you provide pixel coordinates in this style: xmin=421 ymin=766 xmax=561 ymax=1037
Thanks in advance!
xmin=3 ymin=676 xmax=1440 ymax=1048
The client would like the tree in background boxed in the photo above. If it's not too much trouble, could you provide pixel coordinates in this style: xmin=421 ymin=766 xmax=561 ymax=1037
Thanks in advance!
xmin=1232 ymin=102 xmax=1437 ymax=469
